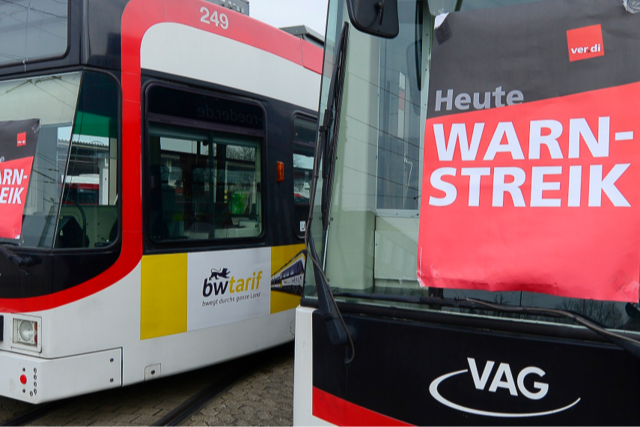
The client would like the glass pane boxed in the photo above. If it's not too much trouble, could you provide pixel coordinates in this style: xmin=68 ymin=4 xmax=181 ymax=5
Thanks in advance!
xmin=376 ymin=1 xmax=424 ymax=212
xmin=293 ymin=117 xmax=317 ymax=237
xmin=316 ymin=0 xmax=429 ymax=296
xmin=294 ymin=118 xmax=318 ymax=144
xmin=148 ymin=123 xmax=262 ymax=242
xmin=0 ymin=72 xmax=81 ymax=247
xmin=0 ymin=0 xmax=68 ymax=66
xmin=56 ymin=72 xmax=119 ymax=249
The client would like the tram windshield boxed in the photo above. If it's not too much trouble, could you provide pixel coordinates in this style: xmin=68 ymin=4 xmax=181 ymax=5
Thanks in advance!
xmin=0 ymin=0 xmax=69 ymax=67
xmin=306 ymin=0 xmax=640 ymax=334
xmin=0 ymin=71 xmax=119 ymax=249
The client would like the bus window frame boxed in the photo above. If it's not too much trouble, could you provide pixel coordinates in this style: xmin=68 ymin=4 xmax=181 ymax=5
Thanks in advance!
xmin=142 ymin=82 xmax=268 ymax=253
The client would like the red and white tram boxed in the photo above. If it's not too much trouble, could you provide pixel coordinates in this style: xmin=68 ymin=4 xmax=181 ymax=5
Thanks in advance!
xmin=0 ymin=0 xmax=321 ymax=403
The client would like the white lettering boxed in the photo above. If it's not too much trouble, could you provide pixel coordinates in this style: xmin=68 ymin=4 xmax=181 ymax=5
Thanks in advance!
xmin=11 ymin=188 xmax=23 ymax=204
xmin=467 ymin=358 xmax=495 ymax=391
xmin=434 ymin=123 xmax=485 ymax=161
xmin=0 ymin=187 xmax=7 ymax=204
xmin=12 ymin=169 xmax=24 ymax=185
xmin=484 ymin=122 xmax=525 ymax=161
xmin=517 ymin=367 xmax=549 ymax=400
xmin=429 ymin=168 xmax=457 ymax=206
xmin=461 ymin=168 xmax=490 ymax=206
xmin=569 ymin=117 xmax=610 ymax=158
xmin=589 ymin=164 xmax=630 ymax=207
xmin=488 ymin=363 xmax=518 ymax=396
xmin=493 ymin=167 xmax=526 ymax=207
xmin=529 ymin=120 xmax=564 ymax=159
xmin=530 ymin=166 xmax=562 ymax=207
xmin=2 ymin=169 xmax=11 ymax=185
xmin=568 ymin=165 xmax=582 ymax=207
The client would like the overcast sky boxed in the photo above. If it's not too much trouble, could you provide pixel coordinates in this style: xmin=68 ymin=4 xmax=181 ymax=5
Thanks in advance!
xmin=250 ymin=0 xmax=329 ymax=36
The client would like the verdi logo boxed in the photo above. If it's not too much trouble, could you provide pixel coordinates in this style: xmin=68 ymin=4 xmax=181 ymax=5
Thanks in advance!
xmin=567 ymin=24 xmax=604 ymax=62
xmin=429 ymin=358 xmax=581 ymax=418
xmin=16 ymin=132 xmax=26 ymax=147
xmin=202 ymin=267 xmax=264 ymax=305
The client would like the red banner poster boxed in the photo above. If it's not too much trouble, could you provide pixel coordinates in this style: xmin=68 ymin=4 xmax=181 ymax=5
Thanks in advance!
xmin=0 ymin=120 xmax=40 ymax=240
xmin=418 ymin=1 xmax=640 ymax=302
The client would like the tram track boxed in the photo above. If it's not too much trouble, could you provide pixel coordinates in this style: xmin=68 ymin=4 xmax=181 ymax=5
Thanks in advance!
xmin=152 ymin=360 xmax=258 ymax=426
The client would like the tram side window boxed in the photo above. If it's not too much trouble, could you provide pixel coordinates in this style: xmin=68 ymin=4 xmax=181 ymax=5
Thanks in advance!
xmin=56 ymin=72 xmax=119 ymax=249
xmin=293 ymin=118 xmax=317 ymax=238
xmin=147 ymin=123 xmax=262 ymax=243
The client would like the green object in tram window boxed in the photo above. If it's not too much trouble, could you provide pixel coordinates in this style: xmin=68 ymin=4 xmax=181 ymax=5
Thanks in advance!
xmin=231 ymin=191 xmax=249 ymax=215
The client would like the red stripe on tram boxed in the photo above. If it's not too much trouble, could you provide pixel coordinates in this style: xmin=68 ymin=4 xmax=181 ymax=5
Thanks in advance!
xmin=313 ymin=387 xmax=412 ymax=426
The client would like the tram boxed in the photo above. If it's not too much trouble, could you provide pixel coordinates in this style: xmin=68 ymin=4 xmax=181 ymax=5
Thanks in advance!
xmin=294 ymin=0 xmax=640 ymax=424
xmin=0 ymin=0 xmax=322 ymax=403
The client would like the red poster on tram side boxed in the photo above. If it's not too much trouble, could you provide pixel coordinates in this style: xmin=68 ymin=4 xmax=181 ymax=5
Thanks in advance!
xmin=0 ymin=119 xmax=40 ymax=240
xmin=417 ymin=1 xmax=640 ymax=302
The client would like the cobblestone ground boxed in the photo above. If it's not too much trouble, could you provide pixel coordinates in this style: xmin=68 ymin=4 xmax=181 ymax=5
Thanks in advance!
xmin=0 ymin=342 xmax=295 ymax=426
xmin=184 ymin=342 xmax=294 ymax=426
xmin=0 ymin=397 xmax=31 ymax=422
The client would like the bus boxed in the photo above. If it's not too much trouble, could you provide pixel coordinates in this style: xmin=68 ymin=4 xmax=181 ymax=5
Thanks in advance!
xmin=0 ymin=0 xmax=322 ymax=403
xmin=294 ymin=0 xmax=640 ymax=424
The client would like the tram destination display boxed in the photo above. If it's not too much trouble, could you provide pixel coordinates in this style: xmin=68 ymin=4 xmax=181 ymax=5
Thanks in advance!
xmin=418 ymin=0 xmax=640 ymax=302
xmin=0 ymin=119 xmax=40 ymax=240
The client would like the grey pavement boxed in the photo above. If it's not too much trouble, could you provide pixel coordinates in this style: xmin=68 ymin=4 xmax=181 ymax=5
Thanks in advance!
xmin=183 ymin=342 xmax=294 ymax=426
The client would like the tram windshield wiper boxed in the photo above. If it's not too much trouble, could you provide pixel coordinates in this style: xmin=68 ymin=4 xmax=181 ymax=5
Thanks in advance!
xmin=0 ymin=243 xmax=34 ymax=271
xmin=332 ymin=291 xmax=640 ymax=360
xmin=319 ymin=22 xmax=349 ymax=231
xmin=304 ymin=22 xmax=355 ymax=364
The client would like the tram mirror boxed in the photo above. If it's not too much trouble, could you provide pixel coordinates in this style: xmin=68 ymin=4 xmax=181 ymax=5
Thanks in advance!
xmin=346 ymin=0 xmax=399 ymax=39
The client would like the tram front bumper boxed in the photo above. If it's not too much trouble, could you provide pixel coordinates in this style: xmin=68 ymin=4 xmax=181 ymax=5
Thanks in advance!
xmin=0 ymin=347 xmax=122 ymax=403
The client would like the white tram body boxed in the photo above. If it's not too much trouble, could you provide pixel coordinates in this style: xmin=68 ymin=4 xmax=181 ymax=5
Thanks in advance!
xmin=0 ymin=0 xmax=322 ymax=403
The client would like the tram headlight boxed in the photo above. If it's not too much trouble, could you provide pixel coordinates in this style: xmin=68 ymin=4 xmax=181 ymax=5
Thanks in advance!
xmin=13 ymin=318 xmax=37 ymax=346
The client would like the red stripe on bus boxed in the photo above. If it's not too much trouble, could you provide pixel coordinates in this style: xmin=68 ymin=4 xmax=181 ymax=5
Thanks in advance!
xmin=313 ymin=387 xmax=412 ymax=426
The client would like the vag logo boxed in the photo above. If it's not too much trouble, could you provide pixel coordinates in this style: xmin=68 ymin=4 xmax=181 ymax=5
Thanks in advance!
xmin=202 ymin=268 xmax=263 ymax=297
xmin=429 ymin=358 xmax=581 ymax=418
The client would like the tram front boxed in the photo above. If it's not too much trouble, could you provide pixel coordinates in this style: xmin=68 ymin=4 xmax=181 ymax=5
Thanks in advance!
xmin=295 ymin=0 xmax=640 ymax=424
xmin=0 ymin=0 xmax=123 ymax=402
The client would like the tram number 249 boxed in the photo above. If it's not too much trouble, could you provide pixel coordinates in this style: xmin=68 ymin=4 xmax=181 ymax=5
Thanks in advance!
xmin=200 ymin=7 xmax=229 ymax=30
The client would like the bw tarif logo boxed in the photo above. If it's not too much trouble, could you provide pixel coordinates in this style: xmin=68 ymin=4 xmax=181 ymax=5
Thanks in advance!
xmin=202 ymin=267 xmax=263 ymax=297
xmin=566 ymin=24 xmax=604 ymax=62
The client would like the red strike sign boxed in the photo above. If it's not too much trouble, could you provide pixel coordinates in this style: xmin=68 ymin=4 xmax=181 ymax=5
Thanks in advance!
xmin=0 ymin=157 xmax=32 ymax=239
xmin=418 ymin=82 xmax=640 ymax=302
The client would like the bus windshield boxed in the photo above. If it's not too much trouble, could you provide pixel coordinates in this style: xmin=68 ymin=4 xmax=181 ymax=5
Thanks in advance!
xmin=0 ymin=71 xmax=119 ymax=249
xmin=306 ymin=0 xmax=640 ymax=333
